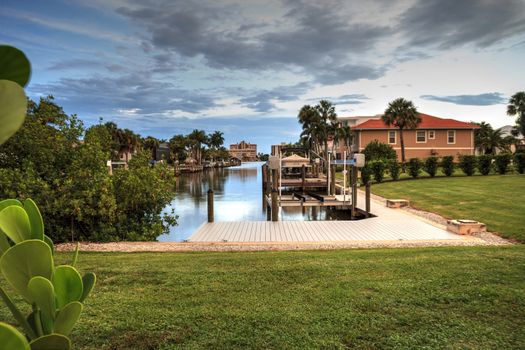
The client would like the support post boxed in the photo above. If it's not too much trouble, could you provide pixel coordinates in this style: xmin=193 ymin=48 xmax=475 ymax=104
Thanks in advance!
xmin=351 ymin=166 xmax=358 ymax=218
xmin=330 ymin=164 xmax=336 ymax=196
xmin=365 ymin=182 xmax=371 ymax=216
xmin=271 ymin=189 xmax=278 ymax=222
xmin=301 ymin=164 xmax=306 ymax=192
xmin=262 ymin=164 xmax=267 ymax=191
xmin=207 ymin=189 xmax=214 ymax=223
xmin=271 ymin=169 xmax=278 ymax=191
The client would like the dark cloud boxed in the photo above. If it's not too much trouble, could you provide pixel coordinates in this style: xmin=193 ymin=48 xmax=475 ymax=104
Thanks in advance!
xmin=28 ymin=72 xmax=219 ymax=115
xmin=400 ymin=0 xmax=525 ymax=49
xmin=48 ymin=59 xmax=127 ymax=73
xmin=116 ymin=0 xmax=391 ymax=83
xmin=239 ymin=82 xmax=311 ymax=112
xmin=420 ymin=92 xmax=506 ymax=106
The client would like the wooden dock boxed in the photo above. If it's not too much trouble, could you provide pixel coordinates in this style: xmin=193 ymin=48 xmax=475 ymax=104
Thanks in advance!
xmin=189 ymin=193 xmax=464 ymax=243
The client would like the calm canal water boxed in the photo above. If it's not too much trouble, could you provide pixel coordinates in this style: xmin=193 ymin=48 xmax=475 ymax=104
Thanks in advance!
xmin=159 ymin=162 xmax=350 ymax=241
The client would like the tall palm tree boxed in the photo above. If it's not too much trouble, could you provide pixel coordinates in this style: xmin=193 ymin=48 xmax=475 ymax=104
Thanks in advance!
xmin=383 ymin=98 xmax=421 ymax=164
xmin=507 ymin=91 xmax=525 ymax=137
xmin=316 ymin=100 xmax=337 ymax=164
xmin=169 ymin=134 xmax=189 ymax=162
xmin=188 ymin=129 xmax=209 ymax=164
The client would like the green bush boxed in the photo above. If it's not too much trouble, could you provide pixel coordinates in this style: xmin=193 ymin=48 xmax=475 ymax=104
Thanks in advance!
xmin=423 ymin=157 xmax=438 ymax=177
xmin=515 ymin=153 xmax=525 ymax=174
xmin=459 ymin=155 xmax=477 ymax=176
xmin=441 ymin=156 xmax=455 ymax=177
xmin=407 ymin=158 xmax=422 ymax=178
xmin=388 ymin=159 xmax=401 ymax=181
xmin=360 ymin=164 xmax=372 ymax=185
xmin=494 ymin=153 xmax=512 ymax=174
xmin=363 ymin=140 xmax=397 ymax=162
xmin=477 ymin=155 xmax=492 ymax=175
xmin=370 ymin=160 xmax=386 ymax=183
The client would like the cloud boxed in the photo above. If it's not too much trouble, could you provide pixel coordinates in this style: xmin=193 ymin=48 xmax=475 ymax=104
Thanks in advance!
xmin=239 ymin=82 xmax=311 ymax=112
xmin=420 ymin=92 xmax=507 ymax=106
xmin=399 ymin=0 xmax=525 ymax=49
xmin=116 ymin=0 xmax=391 ymax=83
xmin=28 ymin=72 xmax=220 ymax=115
xmin=308 ymin=94 xmax=369 ymax=105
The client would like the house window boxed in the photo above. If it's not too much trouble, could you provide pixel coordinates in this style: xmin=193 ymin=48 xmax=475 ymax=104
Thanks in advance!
xmin=416 ymin=130 xmax=426 ymax=143
xmin=388 ymin=131 xmax=396 ymax=144
xmin=428 ymin=130 xmax=435 ymax=139
xmin=447 ymin=130 xmax=456 ymax=144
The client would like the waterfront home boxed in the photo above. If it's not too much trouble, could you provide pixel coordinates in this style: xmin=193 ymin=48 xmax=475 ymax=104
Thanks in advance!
xmin=335 ymin=113 xmax=479 ymax=160
xmin=229 ymin=140 xmax=257 ymax=161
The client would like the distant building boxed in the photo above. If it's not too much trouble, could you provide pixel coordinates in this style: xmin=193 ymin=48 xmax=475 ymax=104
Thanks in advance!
xmin=500 ymin=125 xmax=525 ymax=153
xmin=155 ymin=142 xmax=171 ymax=162
xmin=229 ymin=141 xmax=257 ymax=161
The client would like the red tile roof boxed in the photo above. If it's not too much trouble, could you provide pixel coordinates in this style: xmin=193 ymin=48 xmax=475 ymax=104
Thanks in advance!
xmin=352 ymin=113 xmax=480 ymax=130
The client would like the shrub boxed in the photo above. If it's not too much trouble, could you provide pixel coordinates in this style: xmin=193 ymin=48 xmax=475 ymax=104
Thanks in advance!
xmin=360 ymin=164 xmax=372 ymax=185
xmin=388 ymin=159 xmax=401 ymax=181
xmin=370 ymin=160 xmax=386 ymax=183
xmin=407 ymin=158 xmax=422 ymax=178
xmin=477 ymin=155 xmax=492 ymax=175
xmin=363 ymin=140 xmax=397 ymax=162
xmin=515 ymin=152 xmax=525 ymax=174
xmin=423 ymin=156 xmax=438 ymax=177
xmin=459 ymin=155 xmax=477 ymax=176
xmin=494 ymin=153 xmax=512 ymax=174
xmin=441 ymin=156 xmax=455 ymax=176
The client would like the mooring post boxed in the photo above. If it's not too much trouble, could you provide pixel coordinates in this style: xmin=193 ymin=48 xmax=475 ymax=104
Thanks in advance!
xmin=207 ymin=188 xmax=214 ymax=223
xmin=330 ymin=164 xmax=336 ymax=196
xmin=271 ymin=189 xmax=278 ymax=222
xmin=301 ymin=164 xmax=306 ymax=192
xmin=271 ymin=169 xmax=278 ymax=191
xmin=266 ymin=165 xmax=271 ymax=195
xmin=351 ymin=166 xmax=358 ymax=218
xmin=262 ymin=164 xmax=267 ymax=191
xmin=365 ymin=182 xmax=371 ymax=216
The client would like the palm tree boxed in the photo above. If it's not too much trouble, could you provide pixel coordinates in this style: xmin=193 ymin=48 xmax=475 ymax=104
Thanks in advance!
xmin=187 ymin=129 xmax=208 ymax=164
xmin=316 ymin=100 xmax=337 ymax=164
xmin=169 ymin=134 xmax=189 ymax=162
xmin=142 ymin=136 xmax=160 ymax=160
xmin=383 ymin=98 xmax=421 ymax=164
xmin=209 ymin=131 xmax=225 ymax=150
xmin=507 ymin=91 xmax=525 ymax=137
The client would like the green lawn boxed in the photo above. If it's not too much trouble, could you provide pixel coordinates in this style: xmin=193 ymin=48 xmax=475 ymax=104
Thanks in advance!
xmin=2 ymin=247 xmax=524 ymax=349
xmin=371 ymin=174 xmax=525 ymax=242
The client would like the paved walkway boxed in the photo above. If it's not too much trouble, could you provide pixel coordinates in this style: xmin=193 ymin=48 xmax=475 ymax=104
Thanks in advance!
xmin=189 ymin=193 xmax=467 ymax=243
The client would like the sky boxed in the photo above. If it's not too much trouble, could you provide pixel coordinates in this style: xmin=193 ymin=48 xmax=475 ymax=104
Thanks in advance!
xmin=1 ymin=0 xmax=524 ymax=153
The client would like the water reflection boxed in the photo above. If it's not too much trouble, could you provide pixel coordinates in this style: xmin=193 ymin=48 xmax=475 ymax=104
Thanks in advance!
xmin=159 ymin=162 xmax=351 ymax=241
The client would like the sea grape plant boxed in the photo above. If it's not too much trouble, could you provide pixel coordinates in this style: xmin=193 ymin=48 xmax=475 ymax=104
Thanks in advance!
xmin=0 ymin=199 xmax=96 ymax=349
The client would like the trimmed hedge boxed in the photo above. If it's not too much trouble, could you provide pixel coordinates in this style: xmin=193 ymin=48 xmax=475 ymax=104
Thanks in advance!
xmin=494 ymin=153 xmax=512 ymax=174
xmin=477 ymin=155 xmax=492 ymax=175
xmin=407 ymin=158 xmax=422 ymax=178
xmin=459 ymin=155 xmax=477 ymax=176
xmin=388 ymin=160 xmax=401 ymax=181
xmin=423 ymin=156 xmax=438 ymax=177
xmin=441 ymin=156 xmax=455 ymax=177
xmin=515 ymin=153 xmax=525 ymax=174
xmin=370 ymin=160 xmax=386 ymax=183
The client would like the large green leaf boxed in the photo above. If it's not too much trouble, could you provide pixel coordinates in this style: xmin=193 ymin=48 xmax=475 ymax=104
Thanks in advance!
xmin=0 ymin=240 xmax=54 ymax=301
xmin=0 ymin=205 xmax=32 ymax=243
xmin=54 ymin=302 xmax=82 ymax=336
xmin=0 ymin=199 xmax=23 ymax=212
xmin=0 ymin=45 xmax=31 ymax=87
xmin=80 ymin=272 xmax=96 ymax=302
xmin=27 ymin=277 xmax=56 ymax=333
xmin=23 ymin=199 xmax=44 ymax=241
xmin=0 ymin=322 xmax=30 ymax=350
xmin=0 ymin=80 xmax=27 ymax=145
xmin=43 ymin=235 xmax=54 ymax=256
xmin=0 ymin=233 xmax=10 ymax=255
xmin=53 ymin=266 xmax=83 ymax=309
xmin=29 ymin=334 xmax=71 ymax=350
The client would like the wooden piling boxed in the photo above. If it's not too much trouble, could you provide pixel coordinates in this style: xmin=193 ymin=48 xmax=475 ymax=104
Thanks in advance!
xmin=207 ymin=189 xmax=214 ymax=223
xmin=351 ymin=166 xmax=358 ymax=218
xmin=301 ymin=164 xmax=306 ymax=192
xmin=271 ymin=189 xmax=278 ymax=221
xmin=365 ymin=182 xmax=371 ymax=216
xmin=330 ymin=164 xmax=336 ymax=196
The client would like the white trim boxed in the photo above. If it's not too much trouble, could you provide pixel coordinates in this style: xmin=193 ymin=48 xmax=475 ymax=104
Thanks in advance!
xmin=387 ymin=130 xmax=396 ymax=144
xmin=447 ymin=130 xmax=456 ymax=144
xmin=358 ymin=147 xmax=474 ymax=150
xmin=428 ymin=130 xmax=435 ymax=139
xmin=415 ymin=130 xmax=427 ymax=143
